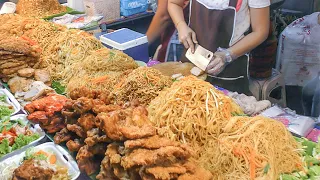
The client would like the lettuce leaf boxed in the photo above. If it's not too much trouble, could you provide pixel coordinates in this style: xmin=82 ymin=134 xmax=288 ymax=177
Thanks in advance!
xmin=0 ymin=106 xmax=13 ymax=120
xmin=0 ymin=139 xmax=11 ymax=158
xmin=24 ymin=148 xmax=47 ymax=161
xmin=12 ymin=134 xmax=40 ymax=151
xmin=0 ymin=95 xmax=6 ymax=102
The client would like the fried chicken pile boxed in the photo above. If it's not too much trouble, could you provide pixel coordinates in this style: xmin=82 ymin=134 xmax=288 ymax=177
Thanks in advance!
xmin=31 ymin=87 xmax=213 ymax=179
xmin=96 ymin=136 xmax=213 ymax=180
xmin=25 ymin=94 xmax=69 ymax=133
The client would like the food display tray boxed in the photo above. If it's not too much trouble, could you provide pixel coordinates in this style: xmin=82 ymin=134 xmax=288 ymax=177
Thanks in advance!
xmin=0 ymin=142 xmax=80 ymax=180
xmin=0 ymin=114 xmax=46 ymax=162
xmin=0 ymin=89 xmax=22 ymax=116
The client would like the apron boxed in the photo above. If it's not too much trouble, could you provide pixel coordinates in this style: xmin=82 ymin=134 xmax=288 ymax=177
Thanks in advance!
xmin=185 ymin=0 xmax=251 ymax=95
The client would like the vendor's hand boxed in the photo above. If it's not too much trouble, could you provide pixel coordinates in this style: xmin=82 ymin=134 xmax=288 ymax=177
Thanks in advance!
xmin=177 ymin=23 xmax=198 ymax=53
xmin=206 ymin=52 xmax=228 ymax=76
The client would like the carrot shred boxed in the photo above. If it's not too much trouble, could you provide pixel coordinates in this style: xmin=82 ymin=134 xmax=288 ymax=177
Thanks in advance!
xmin=49 ymin=155 xmax=57 ymax=164
xmin=249 ymin=147 xmax=256 ymax=180
xmin=92 ymin=75 xmax=109 ymax=84
xmin=21 ymin=36 xmax=37 ymax=46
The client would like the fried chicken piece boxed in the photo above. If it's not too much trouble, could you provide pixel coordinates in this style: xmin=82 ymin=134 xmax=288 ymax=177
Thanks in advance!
xmin=121 ymin=146 xmax=192 ymax=169
xmin=73 ymin=97 xmax=94 ymax=114
xmin=12 ymin=159 xmax=54 ymax=180
xmin=177 ymin=162 xmax=213 ymax=180
xmin=96 ymin=156 xmax=118 ymax=180
xmin=85 ymin=128 xmax=111 ymax=147
xmin=17 ymin=67 xmax=35 ymax=77
xmin=69 ymin=87 xmax=100 ymax=100
xmin=105 ymin=143 xmax=129 ymax=179
xmin=78 ymin=113 xmax=96 ymax=131
xmin=89 ymin=143 xmax=108 ymax=156
xmin=27 ymin=111 xmax=49 ymax=125
xmin=54 ymin=128 xmax=72 ymax=144
xmin=66 ymin=139 xmax=84 ymax=152
xmin=124 ymin=135 xmax=180 ymax=150
xmin=76 ymin=145 xmax=99 ymax=175
xmin=67 ymin=124 xmax=86 ymax=138
xmin=98 ymin=106 xmax=156 ymax=141
xmin=106 ymin=143 xmax=122 ymax=164
xmin=92 ymin=104 xmax=121 ymax=114
xmin=0 ymin=37 xmax=40 ymax=56
xmin=24 ymin=94 xmax=68 ymax=115
xmin=144 ymin=163 xmax=186 ymax=180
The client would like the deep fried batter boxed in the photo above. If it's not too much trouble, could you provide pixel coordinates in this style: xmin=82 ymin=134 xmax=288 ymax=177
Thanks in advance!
xmin=98 ymin=106 xmax=156 ymax=141
xmin=92 ymin=104 xmax=121 ymax=114
xmin=67 ymin=124 xmax=86 ymax=138
xmin=124 ymin=135 xmax=180 ymax=150
xmin=72 ymin=97 xmax=94 ymax=114
xmin=144 ymin=163 xmax=186 ymax=180
xmin=54 ymin=127 xmax=72 ymax=144
xmin=69 ymin=87 xmax=101 ymax=100
xmin=121 ymin=146 xmax=192 ymax=169
xmin=96 ymin=156 xmax=118 ymax=180
xmin=66 ymin=139 xmax=84 ymax=152
xmin=85 ymin=128 xmax=111 ymax=147
xmin=76 ymin=145 xmax=100 ymax=175
xmin=177 ymin=162 xmax=213 ymax=180
xmin=78 ymin=113 xmax=96 ymax=131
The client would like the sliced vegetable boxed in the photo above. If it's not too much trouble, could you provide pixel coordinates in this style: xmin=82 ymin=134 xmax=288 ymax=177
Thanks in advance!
xmin=0 ymin=139 xmax=11 ymax=158
xmin=52 ymin=81 xmax=66 ymax=95
xmin=12 ymin=134 xmax=40 ymax=151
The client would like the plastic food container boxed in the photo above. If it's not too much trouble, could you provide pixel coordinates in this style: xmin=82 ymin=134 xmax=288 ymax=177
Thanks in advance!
xmin=120 ymin=0 xmax=148 ymax=16
xmin=100 ymin=28 xmax=149 ymax=62
xmin=0 ymin=114 xmax=46 ymax=161
xmin=0 ymin=89 xmax=21 ymax=116
xmin=0 ymin=142 xmax=80 ymax=180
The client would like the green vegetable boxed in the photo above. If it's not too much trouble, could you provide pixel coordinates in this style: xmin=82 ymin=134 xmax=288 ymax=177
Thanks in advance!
xmin=309 ymin=166 xmax=320 ymax=176
xmin=52 ymin=81 xmax=66 ymax=95
xmin=0 ymin=106 xmax=13 ymax=121
xmin=280 ymin=174 xmax=302 ymax=180
xmin=0 ymin=118 xmax=26 ymax=132
xmin=231 ymin=112 xmax=248 ymax=117
xmin=0 ymin=95 xmax=6 ymax=102
xmin=24 ymin=148 xmax=47 ymax=161
xmin=12 ymin=134 xmax=40 ymax=151
xmin=263 ymin=164 xmax=270 ymax=174
xmin=0 ymin=139 xmax=11 ymax=158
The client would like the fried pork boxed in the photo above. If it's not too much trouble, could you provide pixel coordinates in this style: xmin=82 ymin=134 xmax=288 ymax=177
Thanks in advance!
xmin=124 ymin=135 xmax=180 ymax=150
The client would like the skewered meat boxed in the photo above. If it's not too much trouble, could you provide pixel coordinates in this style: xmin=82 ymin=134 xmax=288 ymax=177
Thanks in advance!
xmin=66 ymin=139 xmax=84 ymax=152
xmin=54 ymin=128 xmax=72 ymax=144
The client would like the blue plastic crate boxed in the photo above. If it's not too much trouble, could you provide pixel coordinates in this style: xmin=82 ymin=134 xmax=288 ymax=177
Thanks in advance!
xmin=120 ymin=0 xmax=148 ymax=17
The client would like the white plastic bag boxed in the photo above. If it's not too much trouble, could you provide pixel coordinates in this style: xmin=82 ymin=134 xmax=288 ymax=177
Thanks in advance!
xmin=276 ymin=13 xmax=320 ymax=86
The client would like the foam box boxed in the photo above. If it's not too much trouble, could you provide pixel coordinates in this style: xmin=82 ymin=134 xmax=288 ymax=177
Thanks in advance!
xmin=100 ymin=28 xmax=149 ymax=62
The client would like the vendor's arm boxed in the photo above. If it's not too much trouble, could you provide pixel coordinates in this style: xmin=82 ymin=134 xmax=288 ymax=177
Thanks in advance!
xmin=168 ymin=0 xmax=197 ymax=53
xmin=206 ymin=7 xmax=270 ymax=75
xmin=146 ymin=0 xmax=172 ymax=44
xmin=228 ymin=7 xmax=270 ymax=59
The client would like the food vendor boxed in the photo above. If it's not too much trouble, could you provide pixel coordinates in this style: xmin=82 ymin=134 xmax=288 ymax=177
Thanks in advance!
xmin=147 ymin=0 xmax=189 ymax=62
xmin=168 ymin=0 xmax=270 ymax=95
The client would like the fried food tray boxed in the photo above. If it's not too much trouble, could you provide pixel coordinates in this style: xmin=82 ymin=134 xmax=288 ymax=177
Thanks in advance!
xmin=0 ymin=142 xmax=80 ymax=180
xmin=0 ymin=88 xmax=22 ymax=116
xmin=0 ymin=114 xmax=46 ymax=162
